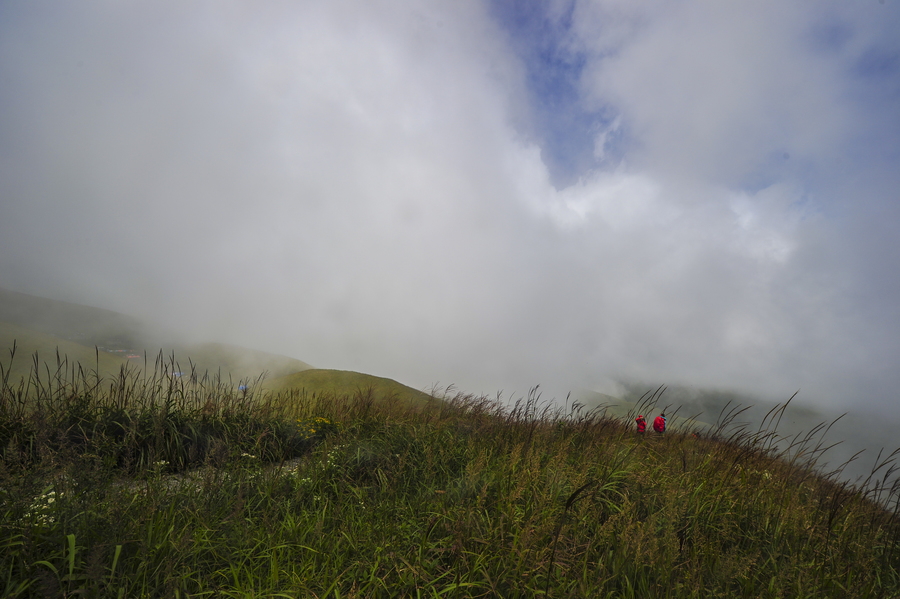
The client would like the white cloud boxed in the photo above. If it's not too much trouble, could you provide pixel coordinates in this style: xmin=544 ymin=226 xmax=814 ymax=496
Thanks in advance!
xmin=1 ymin=0 xmax=899 ymax=418
xmin=572 ymin=1 xmax=852 ymax=186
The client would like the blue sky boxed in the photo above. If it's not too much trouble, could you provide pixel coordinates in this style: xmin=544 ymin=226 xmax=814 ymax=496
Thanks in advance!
xmin=1 ymin=0 xmax=899 ymax=421
xmin=489 ymin=0 xmax=608 ymax=187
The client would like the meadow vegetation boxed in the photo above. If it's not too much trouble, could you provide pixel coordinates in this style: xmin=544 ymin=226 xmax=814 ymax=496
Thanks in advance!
xmin=1 ymin=350 xmax=899 ymax=598
xmin=264 ymin=369 xmax=435 ymax=403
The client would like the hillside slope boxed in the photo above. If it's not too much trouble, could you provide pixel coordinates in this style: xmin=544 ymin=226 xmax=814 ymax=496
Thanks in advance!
xmin=0 ymin=286 xmax=313 ymax=385
xmin=0 ymin=287 xmax=145 ymax=349
xmin=0 ymin=322 xmax=131 ymax=385
xmin=2 ymin=382 xmax=897 ymax=597
xmin=148 ymin=342 xmax=314 ymax=383
xmin=267 ymin=368 xmax=434 ymax=405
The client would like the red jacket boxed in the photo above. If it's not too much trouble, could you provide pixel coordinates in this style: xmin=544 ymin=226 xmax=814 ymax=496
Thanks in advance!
xmin=653 ymin=415 xmax=666 ymax=433
xmin=635 ymin=416 xmax=646 ymax=433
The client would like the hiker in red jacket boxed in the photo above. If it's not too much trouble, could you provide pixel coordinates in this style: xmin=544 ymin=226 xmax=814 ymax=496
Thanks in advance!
xmin=653 ymin=413 xmax=667 ymax=433
xmin=635 ymin=415 xmax=647 ymax=433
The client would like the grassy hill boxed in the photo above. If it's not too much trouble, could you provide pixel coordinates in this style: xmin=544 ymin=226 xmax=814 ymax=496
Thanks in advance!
xmin=0 ymin=286 xmax=314 ymax=388
xmin=3 ymin=286 xmax=898 ymax=595
xmin=0 ymin=322 xmax=132 ymax=386
xmin=0 ymin=287 xmax=434 ymax=413
xmin=0 ymin=287 xmax=146 ymax=349
xmin=1 ymin=371 xmax=897 ymax=597
xmin=154 ymin=342 xmax=314 ymax=383
xmin=570 ymin=387 xmax=712 ymax=431
xmin=266 ymin=368 xmax=435 ymax=405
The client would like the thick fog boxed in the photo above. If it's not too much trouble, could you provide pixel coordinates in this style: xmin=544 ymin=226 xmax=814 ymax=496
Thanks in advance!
xmin=1 ymin=1 xmax=899 ymax=421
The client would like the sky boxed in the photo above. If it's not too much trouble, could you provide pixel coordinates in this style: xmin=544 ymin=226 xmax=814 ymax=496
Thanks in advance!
xmin=1 ymin=0 xmax=899 ymax=417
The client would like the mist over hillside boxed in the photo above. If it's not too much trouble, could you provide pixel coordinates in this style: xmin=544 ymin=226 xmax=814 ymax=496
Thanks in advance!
xmin=2 ymin=284 xmax=897 ymax=491
xmin=0 ymin=286 xmax=314 ymax=384
xmin=573 ymin=382 xmax=900 ymax=490
xmin=0 ymin=286 xmax=148 ymax=350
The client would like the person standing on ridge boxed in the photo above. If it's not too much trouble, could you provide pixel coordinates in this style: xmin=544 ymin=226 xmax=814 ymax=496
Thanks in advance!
xmin=635 ymin=415 xmax=647 ymax=433
xmin=653 ymin=413 xmax=667 ymax=433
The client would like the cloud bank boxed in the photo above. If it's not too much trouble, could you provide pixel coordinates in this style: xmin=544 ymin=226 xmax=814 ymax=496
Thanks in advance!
xmin=1 ymin=0 xmax=899 ymax=413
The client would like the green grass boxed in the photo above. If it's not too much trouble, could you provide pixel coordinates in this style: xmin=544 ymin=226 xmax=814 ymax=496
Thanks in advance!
xmin=161 ymin=342 xmax=314 ymax=382
xmin=265 ymin=368 xmax=435 ymax=405
xmin=0 ymin=321 xmax=314 ymax=385
xmin=0 ymin=323 xmax=132 ymax=385
xmin=1 ymin=357 xmax=899 ymax=597
xmin=570 ymin=386 xmax=711 ymax=432
xmin=1 ymin=285 xmax=314 ymax=385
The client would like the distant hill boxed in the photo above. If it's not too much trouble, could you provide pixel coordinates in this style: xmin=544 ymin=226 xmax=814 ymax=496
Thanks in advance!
xmin=569 ymin=388 xmax=631 ymax=416
xmin=0 ymin=286 xmax=145 ymax=349
xmin=570 ymin=387 xmax=711 ymax=431
xmin=0 ymin=286 xmax=312 ymax=386
xmin=160 ymin=342 xmax=314 ymax=383
xmin=0 ymin=321 xmax=132 ymax=386
xmin=0 ymin=287 xmax=437 ymax=401
xmin=266 ymin=369 xmax=435 ymax=406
